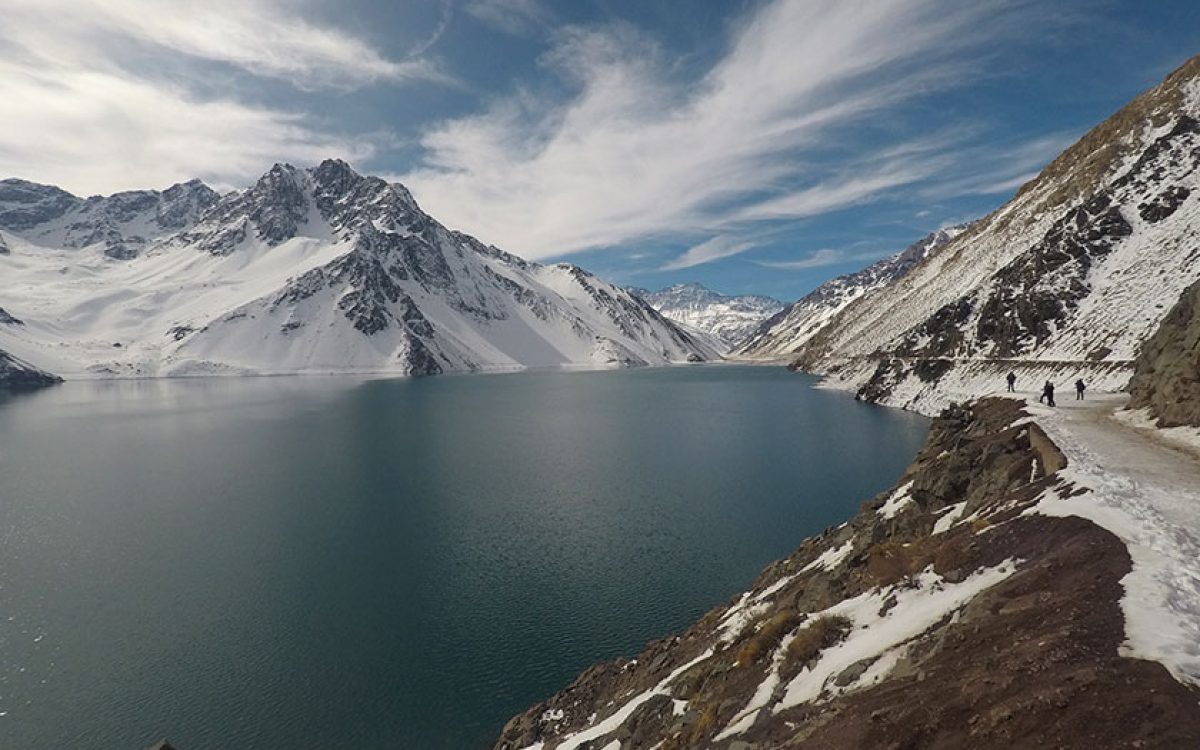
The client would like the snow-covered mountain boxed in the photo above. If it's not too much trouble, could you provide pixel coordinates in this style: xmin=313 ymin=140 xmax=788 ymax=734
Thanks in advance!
xmin=627 ymin=282 xmax=784 ymax=345
xmin=784 ymin=55 xmax=1200 ymax=413
xmin=733 ymin=223 xmax=972 ymax=360
xmin=0 ymin=160 xmax=717 ymax=382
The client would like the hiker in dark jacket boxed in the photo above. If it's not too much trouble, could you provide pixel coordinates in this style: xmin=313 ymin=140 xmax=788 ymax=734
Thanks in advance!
xmin=1006 ymin=372 xmax=1016 ymax=392
xmin=1041 ymin=381 xmax=1056 ymax=407
xmin=1075 ymin=379 xmax=1086 ymax=400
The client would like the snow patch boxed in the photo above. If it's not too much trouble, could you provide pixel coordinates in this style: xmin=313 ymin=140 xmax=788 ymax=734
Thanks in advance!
xmin=876 ymin=480 xmax=915 ymax=519
xmin=775 ymin=560 xmax=1019 ymax=710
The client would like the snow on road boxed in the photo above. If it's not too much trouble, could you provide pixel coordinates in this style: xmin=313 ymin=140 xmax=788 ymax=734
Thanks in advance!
xmin=1026 ymin=393 xmax=1200 ymax=686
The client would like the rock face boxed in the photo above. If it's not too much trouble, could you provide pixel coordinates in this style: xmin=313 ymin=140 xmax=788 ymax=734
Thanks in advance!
xmin=0 ymin=160 xmax=716 ymax=379
xmin=628 ymin=283 xmax=784 ymax=347
xmin=733 ymin=224 xmax=971 ymax=361
xmin=493 ymin=399 xmax=1200 ymax=749
xmin=769 ymin=55 xmax=1200 ymax=415
xmin=1127 ymin=277 xmax=1200 ymax=427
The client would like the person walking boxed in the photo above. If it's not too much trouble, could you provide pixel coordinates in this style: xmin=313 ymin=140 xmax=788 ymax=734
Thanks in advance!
xmin=1041 ymin=380 xmax=1056 ymax=407
xmin=1075 ymin=379 xmax=1086 ymax=400
xmin=1006 ymin=372 xmax=1016 ymax=392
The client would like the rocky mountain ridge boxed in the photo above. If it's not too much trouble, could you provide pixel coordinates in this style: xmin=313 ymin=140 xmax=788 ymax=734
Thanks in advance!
xmin=627 ymin=283 xmax=784 ymax=346
xmin=0 ymin=177 xmax=219 ymax=260
xmin=736 ymin=56 xmax=1200 ymax=416
xmin=733 ymin=223 xmax=972 ymax=361
xmin=0 ymin=161 xmax=716 ymax=383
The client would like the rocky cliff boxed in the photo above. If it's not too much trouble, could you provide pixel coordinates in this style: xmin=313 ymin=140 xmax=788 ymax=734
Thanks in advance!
xmin=1127 ymin=277 xmax=1200 ymax=427
xmin=493 ymin=398 xmax=1200 ymax=749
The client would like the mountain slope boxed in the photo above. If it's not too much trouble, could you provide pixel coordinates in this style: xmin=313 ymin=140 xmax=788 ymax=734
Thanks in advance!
xmin=787 ymin=56 xmax=1200 ymax=414
xmin=628 ymin=283 xmax=783 ymax=346
xmin=734 ymin=224 xmax=971 ymax=360
xmin=0 ymin=161 xmax=717 ymax=379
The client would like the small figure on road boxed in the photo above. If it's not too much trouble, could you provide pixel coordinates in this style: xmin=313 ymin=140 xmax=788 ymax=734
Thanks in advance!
xmin=1040 ymin=380 xmax=1056 ymax=407
xmin=1006 ymin=372 xmax=1016 ymax=392
xmin=1075 ymin=379 xmax=1086 ymax=400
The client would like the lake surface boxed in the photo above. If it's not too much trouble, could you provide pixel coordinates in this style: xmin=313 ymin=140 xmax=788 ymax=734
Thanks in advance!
xmin=0 ymin=365 xmax=928 ymax=749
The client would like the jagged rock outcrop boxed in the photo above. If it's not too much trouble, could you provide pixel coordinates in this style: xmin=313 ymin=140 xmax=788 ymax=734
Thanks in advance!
xmin=0 ymin=160 xmax=716 ymax=379
xmin=733 ymin=224 xmax=971 ymax=361
xmin=1127 ymin=277 xmax=1200 ymax=427
xmin=628 ymin=283 xmax=784 ymax=346
xmin=493 ymin=399 xmax=1200 ymax=749
xmin=774 ymin=55 xmax=1200 ymax=415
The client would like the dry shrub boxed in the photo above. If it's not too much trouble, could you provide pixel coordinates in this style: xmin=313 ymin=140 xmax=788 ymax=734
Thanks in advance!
xmin=971 ymin=517 xmax=991 ymax=533
xmin=786 ymin=614 xmax=853 ymax=667
xmin=735 ymin=609 xmax=802 ymax=668
xmin=869 ymin=533 xmax=979 ymax=584
xmin=931 ymin=536 xmax=970 ymax=576
xmin=866 ymin=541 xmax=916 ymax=585
xmin=672 ymin=661 xmax=713 ymax=700
xmin=689 ymin=703 xmax=720 ymax=742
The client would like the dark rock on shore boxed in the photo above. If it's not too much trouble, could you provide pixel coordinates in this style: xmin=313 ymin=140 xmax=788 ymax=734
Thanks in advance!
xmin=1128 ymin=277 xmax=1200 ymax=427
xmin=0 ymin=349 xmax=62 ymax=389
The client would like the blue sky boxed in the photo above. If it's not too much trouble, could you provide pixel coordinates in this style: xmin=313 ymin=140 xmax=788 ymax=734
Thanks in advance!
xmin=1 ymin=1 xmax=1198 ymax=301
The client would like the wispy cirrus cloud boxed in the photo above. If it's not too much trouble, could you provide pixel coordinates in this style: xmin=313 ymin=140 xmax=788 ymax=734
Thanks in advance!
xmin=404 ymin=0 xmax=1059 ymax=262
xmin=0 ymin=0 xmax=444 ymax=195
xmin=465 ymin=0 xmax=552 ymax=37
xmin=756 ymin=248 xmax=881 ymax=271
xmin=660 ymin=236 xmax=759 ymax=271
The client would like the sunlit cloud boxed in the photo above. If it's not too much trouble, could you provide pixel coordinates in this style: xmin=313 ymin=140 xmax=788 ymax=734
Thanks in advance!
xmin=0 ymin=0 xmax=442 ymax=195
xmin=404 ymin=0 xmax=1055 ymax=260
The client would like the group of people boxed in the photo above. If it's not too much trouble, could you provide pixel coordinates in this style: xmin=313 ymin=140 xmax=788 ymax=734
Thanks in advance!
xmin=1005 ymin=372 xmax=1086 ymax=407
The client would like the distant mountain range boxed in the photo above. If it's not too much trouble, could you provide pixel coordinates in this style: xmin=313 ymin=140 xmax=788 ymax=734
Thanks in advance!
xmin=0 ymin=161 xmax=717 ymax=384
xmin=627 ymin=283 xmax=784 ymax=346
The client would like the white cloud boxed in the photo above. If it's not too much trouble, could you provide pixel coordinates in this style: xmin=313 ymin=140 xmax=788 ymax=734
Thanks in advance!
xmin=756 ymin=249 xmax=847 ymax=271
xmin=756 ymin=248 xmax=881 ymax=271
xmin=0 ymin=0 xmax=436 ymax=195
xmin=5 ymin=0 xmax=445 ymax=89
xmin=661 ymin=236 xmax=758 ymax=271
xmin=404 ymin=0 xmax=1047 ymax=260
xmin=465 ymin=0 xmax=552 ymax=36
xmin=0 ymin=61 xmax=373 ymax=195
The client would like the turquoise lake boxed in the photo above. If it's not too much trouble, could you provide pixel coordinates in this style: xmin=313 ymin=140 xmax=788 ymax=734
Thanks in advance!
xmin=0 ymin=365 xmax=928 ymax=748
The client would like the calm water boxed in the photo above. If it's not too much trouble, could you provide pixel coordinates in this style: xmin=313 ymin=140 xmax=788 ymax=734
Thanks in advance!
xmin=0 ymin=366 xmax=927 ymax=749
